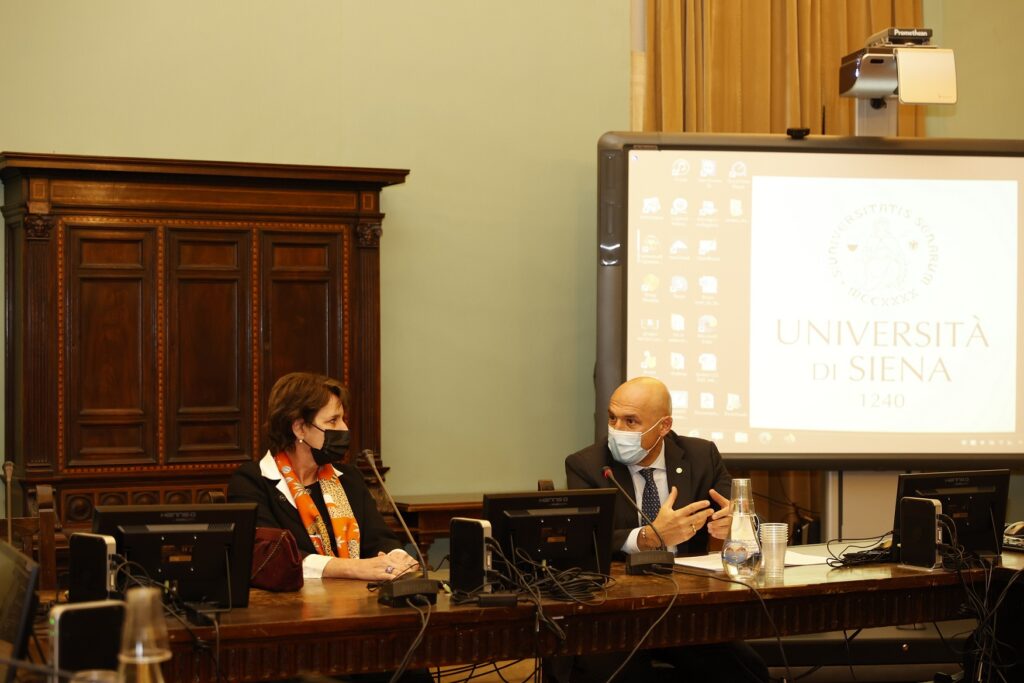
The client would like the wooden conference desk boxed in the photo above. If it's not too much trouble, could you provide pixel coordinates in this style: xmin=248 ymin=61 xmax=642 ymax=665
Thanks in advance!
xmin=162 ymin=552 xmax=1023 ymax=681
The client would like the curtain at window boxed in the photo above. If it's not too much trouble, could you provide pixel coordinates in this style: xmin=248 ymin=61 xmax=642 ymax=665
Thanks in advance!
xmin=633 ymin=0 xmax=925 ymax=135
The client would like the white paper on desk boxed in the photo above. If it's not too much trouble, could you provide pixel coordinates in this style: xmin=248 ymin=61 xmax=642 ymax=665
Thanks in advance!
xmin=783 ymin=550 xmax=829 ymax=566
xmin=674 ymin=553 xmax=724 ymax=571
xmin=674 ymin=550 xmax=829 ymax=571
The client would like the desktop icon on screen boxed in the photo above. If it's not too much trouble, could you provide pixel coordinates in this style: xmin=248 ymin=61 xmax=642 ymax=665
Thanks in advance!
xmin=642 ymin=197 xmax=662 ymax=214
xmin=698 ymin=200 xmax=718 ymax=217
xmin=670 ymin=314 xmax=685 ymax=331
xmin=669 ymin=276 xmax=689 ymax=294
xmin=698 ymin=314 xmax=718 ymax=333
xmin=640 ymin=233 xmax=661 ymax=255
xmin=698 ymin=239 xmax=717 ymax=256
xmin=670 ymin=390 xmax=689 ymax=410
xmin=671 ymin=159 xmax=690 ymax=176
xmin=698 ymin=275 xmax=718 ymax=294
xmin=698 ymin=353 xmax=717 ymax=372
xmin=670 ymin=353 xmax=685 ymax=371
xmin=700 ymin=160 xmax=717 ymax=177
xmin=700 ymin=393 xmax=715 ymax=410
xmin=669 ymin=239 xmax=688 ymax=255
xmin=671 ymin=198 xmax=689 ymax=215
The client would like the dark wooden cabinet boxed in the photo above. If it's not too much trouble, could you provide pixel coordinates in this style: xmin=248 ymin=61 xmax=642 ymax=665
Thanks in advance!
xmin=1 ymin=153 xmax=407 ymax=525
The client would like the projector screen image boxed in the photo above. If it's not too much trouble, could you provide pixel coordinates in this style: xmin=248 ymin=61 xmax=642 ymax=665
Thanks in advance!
xmin=596 ymin=133 xmax=1024 ymax=465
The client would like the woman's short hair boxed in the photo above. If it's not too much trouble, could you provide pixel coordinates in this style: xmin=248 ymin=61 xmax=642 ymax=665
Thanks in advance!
xmin=265 ymin=372 xmax=350 ymax=454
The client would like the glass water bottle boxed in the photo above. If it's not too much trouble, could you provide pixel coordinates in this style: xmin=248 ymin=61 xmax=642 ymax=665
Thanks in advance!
xmin=721 ymin=478 xmax=762 ymax=579
xmin=118 ymin=587 xmax=171 ymax=683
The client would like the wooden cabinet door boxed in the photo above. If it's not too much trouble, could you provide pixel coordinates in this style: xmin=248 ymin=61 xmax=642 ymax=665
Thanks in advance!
xmin=166 ymin=228 xmax=252 ymax=464
xmin=66 ymin=224 xmax=157 ymax=467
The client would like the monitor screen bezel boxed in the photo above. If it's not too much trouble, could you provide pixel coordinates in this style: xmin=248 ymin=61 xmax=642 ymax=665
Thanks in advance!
xmin=482 ymin=488 xmax=617 ymax=576
xmin=0 ymin=540 xmax=40 ymax=683
xmin=596 ymin=131 xmax=1024 ymax=469
xmin=92 ymin=502 xmax=257 ymax=609
xmin=891 ymin=468 xmax=1010 ymax=559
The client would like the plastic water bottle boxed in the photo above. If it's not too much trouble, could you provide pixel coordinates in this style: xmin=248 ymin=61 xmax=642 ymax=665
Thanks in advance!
xmin=118 ymin=587 xmax=171 ymax=683
xmin=721 ymin=478 xmax=762 ymax=579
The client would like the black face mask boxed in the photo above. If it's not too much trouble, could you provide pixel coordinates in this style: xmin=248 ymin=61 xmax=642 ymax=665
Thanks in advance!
xmin=307 ymin=424 xmax=350 ymax=466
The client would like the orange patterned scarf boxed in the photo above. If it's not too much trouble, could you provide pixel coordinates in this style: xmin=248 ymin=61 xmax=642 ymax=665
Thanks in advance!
xmin=273 ymin=451 xmax=360 ymax=558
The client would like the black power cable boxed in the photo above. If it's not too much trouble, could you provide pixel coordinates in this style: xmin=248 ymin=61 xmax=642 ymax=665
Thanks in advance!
xmin=671 ymin=567 xmax=792 ymax=683
xmin=602 ymin=570 xmax=679 ymax=683
xmin=111 ymin=554 xmax=227 ymax=682
xmin=388 ymin=594 xmax=432 ymax=683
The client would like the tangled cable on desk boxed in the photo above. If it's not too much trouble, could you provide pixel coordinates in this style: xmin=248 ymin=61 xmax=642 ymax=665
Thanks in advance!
xmin=936 ymin=514 xmax=1022 ymax=683
xmin=111 ymin=554 xmax=227 ymax=683
xmin=825 ymin=531 xmax=894 ymax=567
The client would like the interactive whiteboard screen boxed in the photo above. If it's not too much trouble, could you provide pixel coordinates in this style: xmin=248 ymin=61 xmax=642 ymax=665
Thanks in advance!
xmin=595 ymin=133 xmax=1024 ymax=467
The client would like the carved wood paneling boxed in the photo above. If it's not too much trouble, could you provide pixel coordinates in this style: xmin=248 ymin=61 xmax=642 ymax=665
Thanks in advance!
xmin=61 ymin=482 xmax=232 ymax=524
xmin=354 ymin=222 xmax=383 ymax=454
xmin=0 ymin=152 xmax=407 ymax=525
xmin=167 ymin=229 xmax=251 ymax=463
xmin=260 ymin=230 xmax=351 ymax=445
xmin=23 ymin=220 xmax=57 ymax=473
xmin=66 ymin=226 xmax=156 ymax=467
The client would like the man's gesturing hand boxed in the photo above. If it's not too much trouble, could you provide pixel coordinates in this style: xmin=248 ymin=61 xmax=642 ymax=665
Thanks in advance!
xmin=706 ymin=488 xmax=732 ymax=540
xmin=650 ymin=486 xmax=715 ymax=547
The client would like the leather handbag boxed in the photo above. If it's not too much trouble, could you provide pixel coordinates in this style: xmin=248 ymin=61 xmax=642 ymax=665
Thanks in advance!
xmin=250 ymin=527 xmax=304 ymax=592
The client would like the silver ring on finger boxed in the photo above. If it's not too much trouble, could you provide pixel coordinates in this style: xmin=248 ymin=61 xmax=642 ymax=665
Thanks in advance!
xmin=385 ymin=565 xmax=395 ymax=574
xmin=690 ymin=522 xmax=696 ymax=534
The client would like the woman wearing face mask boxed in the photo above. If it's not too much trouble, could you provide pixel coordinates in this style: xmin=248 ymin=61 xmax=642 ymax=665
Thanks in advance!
xmin=227 ymin=372 xmax=417 ymax=581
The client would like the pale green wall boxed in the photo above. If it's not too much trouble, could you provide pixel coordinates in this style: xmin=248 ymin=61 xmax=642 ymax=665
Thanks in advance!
xmin=3 ymin=1 xmax=1023 ymax=515
xmin=922 ymin=0 xmax=1024 ymax=522
xmin=0 ymin=0 xmax=630 ymax=497
xmin=924 ymin=0 xmax=1024 ymax=139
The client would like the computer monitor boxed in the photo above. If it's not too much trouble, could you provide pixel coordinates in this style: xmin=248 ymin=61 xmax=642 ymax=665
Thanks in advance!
xmin=892 ymin=469 xmax=1010 ymax=560
xmin=482 ymin=489 xmax=617 ymax=576
xmin=93 ymin=502 xmax=257 ymax=609
xmin=0 ymin=540 xmax=40 ymax=683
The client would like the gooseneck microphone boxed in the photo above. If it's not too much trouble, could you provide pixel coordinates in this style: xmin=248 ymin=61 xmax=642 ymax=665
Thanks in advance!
xmin=360 ymin=449 xmax=439 ymax=606
xmin=601 ymin=466 xmax=675 ymax=575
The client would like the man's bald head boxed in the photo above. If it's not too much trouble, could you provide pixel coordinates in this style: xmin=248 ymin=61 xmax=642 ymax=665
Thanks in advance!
xmin=612 ymin=377 xmax=672 ymax=417
xmin=607 ymin=378 xmax=673 ymax=466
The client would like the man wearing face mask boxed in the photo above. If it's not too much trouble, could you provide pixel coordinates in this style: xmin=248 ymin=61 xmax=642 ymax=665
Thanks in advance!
xmin=562 ymin=376 xmax=768 ymax=682
xmin=228 ymin=372 xmax=417 ymax=581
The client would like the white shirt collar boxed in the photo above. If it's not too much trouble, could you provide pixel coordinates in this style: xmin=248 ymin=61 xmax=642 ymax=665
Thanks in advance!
xmin=258 ymin=451 xmax=343 ymax=509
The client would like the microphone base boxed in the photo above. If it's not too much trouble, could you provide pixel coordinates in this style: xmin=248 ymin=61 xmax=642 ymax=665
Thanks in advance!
xmin=377 ymin=577 xmax=440 ymax=607
xmin=626 ymin=550 xmax=676 ymax=575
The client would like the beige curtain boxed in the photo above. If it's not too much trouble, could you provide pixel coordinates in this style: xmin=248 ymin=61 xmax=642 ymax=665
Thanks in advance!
xmin=635 ymin=0 xmax=925 ymax=135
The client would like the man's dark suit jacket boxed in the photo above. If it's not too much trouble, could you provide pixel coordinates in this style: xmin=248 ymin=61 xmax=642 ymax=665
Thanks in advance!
xmin=565 ymin=431 xmax=732 ymax=556
xmin=227 ymin=455 xmax=401 ymax=559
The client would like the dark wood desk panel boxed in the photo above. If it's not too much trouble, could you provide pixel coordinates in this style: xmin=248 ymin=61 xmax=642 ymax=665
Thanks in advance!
xmin=164 ymin=554 xmax=1024 ymax=681
xmin=394 ymin=494 xmax=483 ymax=558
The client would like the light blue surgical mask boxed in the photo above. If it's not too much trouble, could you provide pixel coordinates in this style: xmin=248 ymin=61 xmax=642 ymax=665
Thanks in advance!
xmin=607 ymin=416 xmax=669 ymax=466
